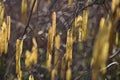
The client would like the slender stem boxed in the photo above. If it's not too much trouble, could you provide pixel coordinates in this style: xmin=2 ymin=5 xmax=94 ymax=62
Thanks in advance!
xmin=21 ymin=0 xmax=37 ymax=39
xmin=61 ymin=0 xmax=105 ymax=30
xmin=109 ymin=49 xmax=120 ymax=59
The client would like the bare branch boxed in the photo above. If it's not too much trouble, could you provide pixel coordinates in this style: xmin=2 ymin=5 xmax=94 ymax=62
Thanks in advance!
xmin=109 ymin=49 xmax=120 ymax=59
xmin=21 ymin=0 xmax=37 ymax=39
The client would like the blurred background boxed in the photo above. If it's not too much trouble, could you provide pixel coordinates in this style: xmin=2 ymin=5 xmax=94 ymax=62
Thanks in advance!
xmin=0 ymin=0 xmax=120 ymax=80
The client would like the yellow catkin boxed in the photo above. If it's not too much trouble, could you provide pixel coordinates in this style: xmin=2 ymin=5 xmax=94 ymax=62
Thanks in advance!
xmin=66 ymin=61 xmax=72 ymax=80
xmin=47 ymin=53 xmax=52 ymax=71
xmin=52 ymin=12 xmax=56 ymax=38
xmin=0 ymin=15 xmax=10 ymax=55
xmin=47 ymin=27 xmax=54 ymax=55
xmin=25 ymin=38 xmax=38 ymax=68
xmin=64 ymin=29 xmax=73 ymax=80
xmin=51 ymin=69 xmax=57 ymax=80
xmin=66 ymin=31 xmax=73 ymax=63
xmin=100 ymin=42 xmax=109 ymax=74
xmin=109 ymin=0 xmax=120 ymax=55
xmin=31 ymin=38 xmax=38 ymax=64
xmin=7 ymin=16 xmax=11 ymax=41
xmin=99 ymin=18 xmax=105 ymax=31
xmin=30 ymin=0 xmax=38 ymax=13
xmin=46 ymin=12 xmax=56 ymax=71
xmin=72 ymin=15 xmax=83 ymax=42
xmin=72 ymin=17 xmax=77 ymax=42
xmin=117 ymin=8 xmax=120 ymax=18
xmin=79 ymin=27 xmax=82 ymax=42
xmin=111 ymin=0 xmax=120 ymax=24
xmin=0 ymin=30 xmax=2 ymax=55
xmin=21 ymin=0 xmax=27 ymax=21
xmin=82 ymin=10 xmax=88 ymax=41
xmin=81 ymin=0 xmax=89 ymax=41
xmin=2 ymin=22 xmax=8 ymax=54
xmin=68 ymin=0 xmax=72 ymax=5
xmin=54 ymin=35 xmax=60 ymax=65
xmin=54 ymin=50 xmax=59 ymax=69
xmin=17 ymin=70 xmax=22 ymax=80
xmin=32 ymin=37 xmax=37 ymax=47
xmin=55 ymin=34 xmax=60 ymax=49
xmin=16 ymin=39 xmax=23 ymax=71
xmin=29 ymin=75 xmax=34 ymax=80
xmin=0 ymin=2 xmax=4 ymax=25
xmin=46 ymin=27 xmax=53 ymax=71
xmin=54 ymin=50 xmax=59 ymax=76
xmin=115 ymin=32 xmax=119 ymax=47
xmin=52 ymin=34 xmax=61 ymax=77
xmin=66 ymin=30 xmax=73 ymax=61
xmin=66 ymin=67 xmax=71 ymax=80
xmin=77 ymin=16 xmax=83 ymax=42
xmin=91 ymin=20 xmax=112 ymax=80
xmin=16 ymin=39 xmax=23 ymax=80
xmin=112 ymin=0 xmax=119 ymax=12
xmin=25 ymin=50 xmax=31 ymax=67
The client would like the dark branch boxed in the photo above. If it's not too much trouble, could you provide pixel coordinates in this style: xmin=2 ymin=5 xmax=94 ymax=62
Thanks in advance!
xmin=21 ymin=0 xmax=37 ymax=39
xmin=109 ymin=49 xmax=120 ymax=59
xmin=59 ymin=0 xmax=106 ymax=30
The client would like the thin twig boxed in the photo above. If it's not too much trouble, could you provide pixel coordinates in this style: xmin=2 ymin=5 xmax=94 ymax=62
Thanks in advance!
xmin=109 ymin=49 xmax=120 ymax=59
xmin=21 ymin=0 xmax=37 ymax=39
xmin=59 ymin=0 xmax=105 ymax=30
xmin=100 ymin=62 xmax=119 ymax=72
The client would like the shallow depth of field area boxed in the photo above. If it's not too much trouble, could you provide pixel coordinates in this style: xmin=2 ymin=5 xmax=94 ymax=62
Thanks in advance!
xmin=0 ymin=0 xmax=120 ymax=80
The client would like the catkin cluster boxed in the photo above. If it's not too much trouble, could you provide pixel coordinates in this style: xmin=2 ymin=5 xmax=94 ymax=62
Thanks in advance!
xmin=0 ymin=2 xmax=11 ymax=56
